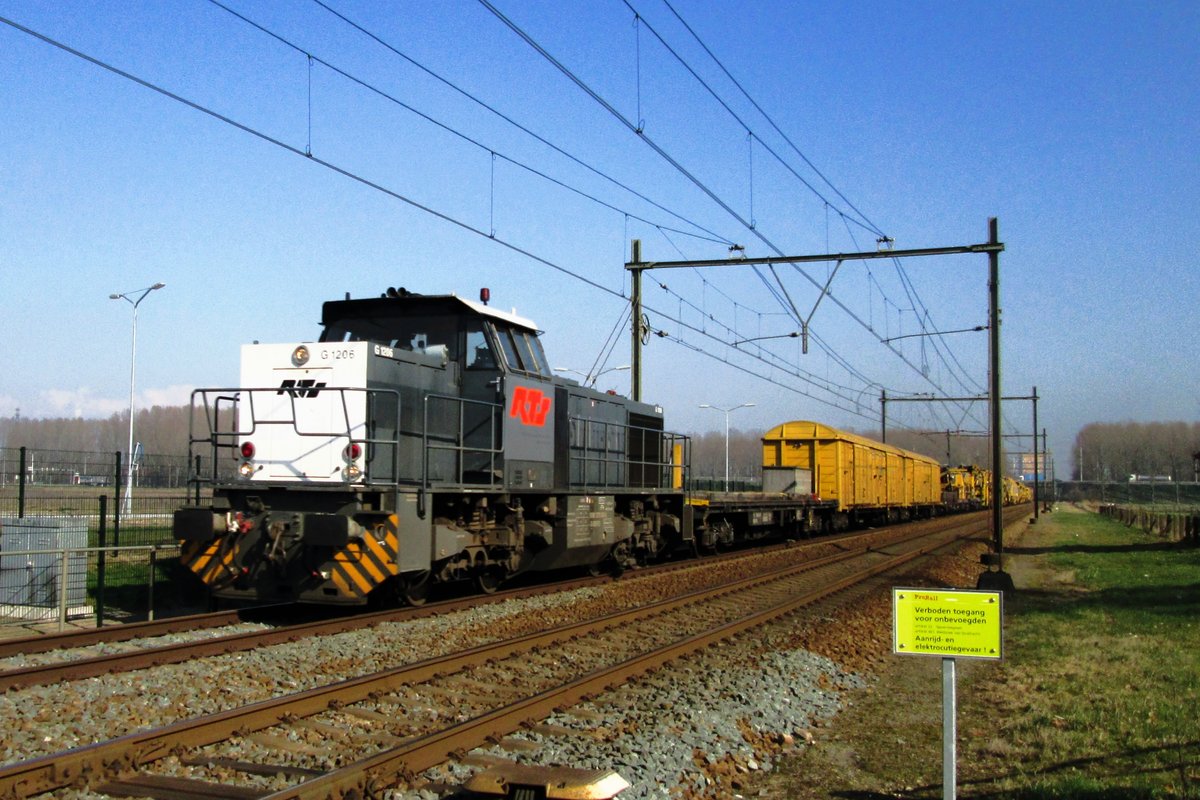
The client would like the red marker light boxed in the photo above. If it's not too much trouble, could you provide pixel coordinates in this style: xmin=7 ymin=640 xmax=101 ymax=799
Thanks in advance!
xmin=240 ymin=441 xmax=256 ymax=459
xmin=480 ymin=287 xmax=490 ymax=305
xmin=344 ymin=442 xmax=363 ymax=462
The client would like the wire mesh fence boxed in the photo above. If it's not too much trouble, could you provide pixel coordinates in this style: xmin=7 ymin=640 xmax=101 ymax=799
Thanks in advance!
xmin=0 ymin=446 xmax=196 ymax=490
xmin=0 ymin=486 xmax=209 ymax=632
xmin=1058 ymin=480 xmax=1200 ymax=508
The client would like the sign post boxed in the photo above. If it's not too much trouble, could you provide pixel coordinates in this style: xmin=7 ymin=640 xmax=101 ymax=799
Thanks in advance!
xmin=893 ymin=588 xmax=1003 ymax=800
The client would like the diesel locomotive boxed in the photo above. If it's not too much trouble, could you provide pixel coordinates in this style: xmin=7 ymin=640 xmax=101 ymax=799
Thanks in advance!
xmin=174 ymin=289 xmax=690 ymax=606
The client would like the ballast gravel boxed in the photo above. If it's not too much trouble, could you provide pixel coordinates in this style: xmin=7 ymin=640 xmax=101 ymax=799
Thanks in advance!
xmin=394 ymin=633 xmax=866 ymax=800
xmin=0 ymin=540 xmax=912 ymax=798
xmin=0 ymin=587 xmax=607 ymax=765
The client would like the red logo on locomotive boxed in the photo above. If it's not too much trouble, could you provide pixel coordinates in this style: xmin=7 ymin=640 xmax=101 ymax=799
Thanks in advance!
xmin=510 ymin=386 xmax=552 ymax=426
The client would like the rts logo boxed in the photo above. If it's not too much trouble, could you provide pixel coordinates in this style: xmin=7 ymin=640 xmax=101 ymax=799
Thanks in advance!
xmin=510 ymin=386 xmax=551 ymax=426
xmin=278 ymin=379 xmax=326 ymax=398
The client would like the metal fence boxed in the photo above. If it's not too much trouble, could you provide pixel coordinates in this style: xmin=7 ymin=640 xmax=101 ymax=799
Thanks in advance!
xmin=0 ymin=488 xmax=208 ymax=632
xmin=0 ymin=446 xmax=195 ymax=490
xmin=1057 ymin=480 xmax=1200 ymax=507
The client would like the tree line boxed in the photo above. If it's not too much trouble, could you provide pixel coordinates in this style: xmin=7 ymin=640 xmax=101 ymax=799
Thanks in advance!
xmin=0 ymin=407 xmax=193 ymax=458
xmin=1073 ymin=421 xmax=1200 ymax=482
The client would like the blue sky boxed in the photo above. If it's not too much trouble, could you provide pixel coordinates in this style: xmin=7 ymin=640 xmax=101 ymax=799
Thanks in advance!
xmin=2 ymin=0 xmax=1197 ymax=473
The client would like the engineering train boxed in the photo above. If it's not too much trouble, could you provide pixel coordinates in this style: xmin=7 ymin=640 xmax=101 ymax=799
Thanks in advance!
xmin=173 ymin=288 xmax=1028 ymax=607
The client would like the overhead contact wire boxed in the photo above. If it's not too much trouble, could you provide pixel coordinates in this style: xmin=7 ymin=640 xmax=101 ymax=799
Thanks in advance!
xmin=0 ymin=14 xmax=620 ymax=299
xmin=480 ymin=0 xmax=979 ymax=403
xmin=642 ymin=0 xmax=992 ymax=416
xmin=657 ymin=0 xmax=884 ymax=237
xmin=625 ymin=0 xmax=881 ymax=237
xmin=0 ymin=13 xmax=871 ymax=411
xmin=308 ymin=0 xmax=732 ymax=247
xmin=206 ymin=0 xmax=721 ymax=247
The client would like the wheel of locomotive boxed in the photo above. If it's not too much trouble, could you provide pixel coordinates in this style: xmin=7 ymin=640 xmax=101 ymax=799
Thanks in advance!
xmin=475 ymin=565 xmax=504 ymax=595
xmin=401 ymin=571 xmax=432 ymax=607
xmin=588 ymin=550 xmax=626 ymax=577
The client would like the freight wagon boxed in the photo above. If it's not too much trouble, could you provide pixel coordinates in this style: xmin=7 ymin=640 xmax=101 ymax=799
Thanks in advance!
xmin=761 ymin=421 xmax=942 ymax=529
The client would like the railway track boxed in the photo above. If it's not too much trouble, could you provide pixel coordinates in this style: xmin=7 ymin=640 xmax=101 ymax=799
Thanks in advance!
xmin=0 ymin=608 xmax=277 ymax=659
xmin=0 ymin=509 xmax=1015 ymax=799
xmin=0 ymin=516 xmax=957 ymax=692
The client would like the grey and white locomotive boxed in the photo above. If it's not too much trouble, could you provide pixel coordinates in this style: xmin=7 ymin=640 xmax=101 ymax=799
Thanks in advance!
xmin=175 ymin=289 xmax=689 ymax=605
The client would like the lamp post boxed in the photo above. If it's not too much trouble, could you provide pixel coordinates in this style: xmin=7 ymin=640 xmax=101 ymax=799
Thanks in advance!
xmin=699 ymin=402 xmax=755 ymax=491
xmin=110 ymin=282 xmax=165 ymax=513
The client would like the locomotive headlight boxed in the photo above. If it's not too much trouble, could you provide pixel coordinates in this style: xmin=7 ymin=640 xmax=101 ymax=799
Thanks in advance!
xmin=291 ymin=345 xmax=310 ymax=367
xmin=238 ymin=440 xmax=258 ymax=478
xmin=343 ymin=441 xmax=363 ymax=482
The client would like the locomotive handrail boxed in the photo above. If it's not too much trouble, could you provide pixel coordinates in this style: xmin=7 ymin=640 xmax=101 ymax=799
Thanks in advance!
xmin=184 ymin=386 xmax=402 ymax=491
xmin=420 ymin=393 xmax=503 ymax=514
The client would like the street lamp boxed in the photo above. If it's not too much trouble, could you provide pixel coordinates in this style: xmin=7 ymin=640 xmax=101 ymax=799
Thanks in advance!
xmin=699 ymin=402 xmax=755 ymax=492
xmin=110 ymin=282 xmax=165 ymax=513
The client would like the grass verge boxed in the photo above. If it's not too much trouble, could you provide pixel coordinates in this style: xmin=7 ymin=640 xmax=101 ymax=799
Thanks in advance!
xmin=746 ymin=507 xmax=1200 ymax=799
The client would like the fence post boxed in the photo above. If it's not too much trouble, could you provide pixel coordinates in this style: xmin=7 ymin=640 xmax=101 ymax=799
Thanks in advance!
xmin=148 ymin=547 xmax=157 ymax=622
xmin=96 ymin=495 xmax=107 ymax=627
xmin=112 ymin=451 xmax=122 ymax=548
xmin=18 ymin=446 xmax=26 ymax=518
xmin=58 ymin=547 xmax=70 ymax=633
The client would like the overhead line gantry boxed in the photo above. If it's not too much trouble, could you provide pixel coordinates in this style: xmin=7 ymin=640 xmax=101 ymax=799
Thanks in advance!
xmin=626 ymin=218 xmax=1012 ymax=589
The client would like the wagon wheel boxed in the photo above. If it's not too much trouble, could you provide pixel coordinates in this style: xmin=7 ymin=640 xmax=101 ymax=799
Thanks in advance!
xmin=711 ymin=518 xmax=734 ymax=552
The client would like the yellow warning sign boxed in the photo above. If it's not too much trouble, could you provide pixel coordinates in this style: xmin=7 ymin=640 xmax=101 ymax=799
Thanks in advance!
xmin=893 ymin=588 xmax=1003 ymax=660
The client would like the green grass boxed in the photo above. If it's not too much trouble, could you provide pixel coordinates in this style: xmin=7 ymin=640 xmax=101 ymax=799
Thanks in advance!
xmin=959 ymin=511 xmax=1200 ymax=798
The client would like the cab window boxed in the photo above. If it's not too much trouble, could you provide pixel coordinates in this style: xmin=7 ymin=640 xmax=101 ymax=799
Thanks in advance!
xmin=496 ymin=328 xmax=524 ymax=371
xmin=466 ymin=325 xmax=497 ymax=369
